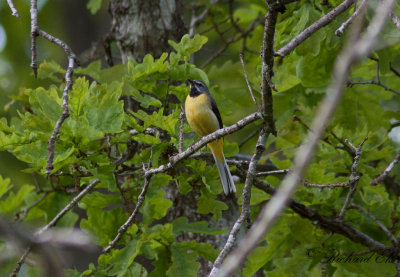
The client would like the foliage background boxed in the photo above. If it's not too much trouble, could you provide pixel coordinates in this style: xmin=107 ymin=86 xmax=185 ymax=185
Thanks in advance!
xmin=0 ymin=0 xmax=400 ymax=276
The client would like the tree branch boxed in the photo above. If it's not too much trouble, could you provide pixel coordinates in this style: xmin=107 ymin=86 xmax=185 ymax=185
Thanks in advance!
xmin=371 ymin=151 xmax=400 ymax=186
xmin=335 ymin=0 xmax=368 ymax=36
xmin=29 ymin=0 xmax=78 ymax=174
xmin=104 ymin=170 xmax=151 ymax=253
xmin=337 ymin=138 xmax=367 ymax=219
xmin=260 ymin=6 xmax=278 ymax=135
xmin=350 ymin=203 xmax=398 ymax=245
xmin=239 ymin=53 xmax=259 ymax=109
xmin=6 ymin=0 xmax=20 ymax=18
xmin=275 ymin=0 xmax=356 ymax=57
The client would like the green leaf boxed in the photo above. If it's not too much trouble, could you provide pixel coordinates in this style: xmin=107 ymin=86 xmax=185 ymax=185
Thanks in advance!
xmin=197 ymin=189 xmax=228 ymax=221
xmin=168 ymin=34 xmax=208 ymax=59
xmin=37 ymin=60 xmax=64 ymax=82
xmin=80 ymin=206 xmax=128 ymax=247
xmin=0 ymin=176 xmax=12 ymax=198
xmin=87 ymin=0 xmax=102 ymax=14
xmin=132 ymin=108 xmax=179 ymax=135
xmin=143 ymin=189 xmax=172 ymax=224
xmin=166 ymin=243 xmax=200 ymax=277
xmin=172 ymin=216 xmax=226 ymax=235
xmin=106 ymin=240 xmax=143 ymax=277
xmin=0 ymin=184 xmax=34 ymax=214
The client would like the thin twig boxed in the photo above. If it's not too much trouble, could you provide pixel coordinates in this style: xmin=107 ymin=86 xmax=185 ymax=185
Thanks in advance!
xmin=350 ymin=203 xmax=398 ymax=245
xmin=335 ymin=0 xmax=368 ymax=36
xmin=215 ymin=0 xmax=395 ymax=274
xmin=275 ymin=0 xmax=356 ymax=57
xmin=9 ymin=247 xmax=31 ymax=277
xmin=6 ymin=0 xmax=20 ymax=18
xmin=179 ymin=105 xmax=185 ymax=153
xmin=238 ymin=128 xmax=259 ymax=148
xmin=103 ymin=170 xmax=151 ymax=253
xmin=189 ymin=8 xmax=208 ymax=37
xmin=256 ymin=169 xmax=290 ymax=176
xmin=14 ymin=192 xmax=49 ymax=222
xmin=371 ymin=151 xmax=400 ymax=185
xmin=239 ymin=53 xmax=259 ymax=108
xmin=36 ymin=179 xmax=100 ymax=236
xmin=209 ymin=128 xmax=269 ymax=277
xmin=302 ymin=180 xmax=349 ymax=188
xmin=337 ymin=138 xmax=367 ymax=218
xmin=200 ymin=14 xmax=264 ymax=68
xmin=348 ymin=80 xmax=400 ymax=96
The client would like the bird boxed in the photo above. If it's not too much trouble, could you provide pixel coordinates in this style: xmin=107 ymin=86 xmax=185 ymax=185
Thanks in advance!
xmin=185 ymin=79 xmax=236 ymax=195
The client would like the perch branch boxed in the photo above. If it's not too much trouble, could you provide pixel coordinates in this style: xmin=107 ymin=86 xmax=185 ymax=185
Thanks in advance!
xmin=145 ymin=112 xmax=262 ymax=176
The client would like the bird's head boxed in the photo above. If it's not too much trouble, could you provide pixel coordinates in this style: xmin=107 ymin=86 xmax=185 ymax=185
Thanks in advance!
xmin=187 ymin=79 xmax=209 ymax=97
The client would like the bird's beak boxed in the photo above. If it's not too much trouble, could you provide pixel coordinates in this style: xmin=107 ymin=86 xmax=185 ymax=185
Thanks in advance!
xmin=186 ymin=79 xmax=193 ymax=86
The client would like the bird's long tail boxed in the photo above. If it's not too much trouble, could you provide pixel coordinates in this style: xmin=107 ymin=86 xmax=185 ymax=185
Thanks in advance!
xmin=208 ymin=140 xmax=236 ymax=195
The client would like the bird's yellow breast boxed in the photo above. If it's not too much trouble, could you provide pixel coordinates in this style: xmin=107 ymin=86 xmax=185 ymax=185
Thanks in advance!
xmin=185 ymin=93 xmax=220 ymax=136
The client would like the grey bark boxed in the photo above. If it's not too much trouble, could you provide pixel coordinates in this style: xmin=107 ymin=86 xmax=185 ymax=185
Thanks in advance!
xmin=109 ymin=0 xmax=187 ymax=63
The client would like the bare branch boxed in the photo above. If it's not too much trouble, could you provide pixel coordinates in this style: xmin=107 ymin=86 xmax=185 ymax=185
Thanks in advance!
xmin=302 ymin=180 xmax=349 ymax=188
xmin=36 ymin=179 xmax=100 ymax=236
xmin=238 ymin=128 xmax=258 ymax=148
xmin=350 ymin=203 xmax=398 ymax=245
xmin=209 ymin=128 xmax=269 ymax=276
xmin=9 ymin=247 xmax=31 ymax=277
xmin=256 ymin=169 xmax=289 ymax=176
xmin=29 ymin=0 xmax=78 ymax=174
xmin=215 ymin=0 xmax=395 ymax=275
xmin=189 ymin=8 xmax=208 ymax=37
xmin=14 ymin=191 xmax=49 ymax=222
xmin=348 ymin=80 xmax=400 ymax=96
xmin=390 ymin=12 xmax=400 ymax=30
xmin=104 ymin=172 xmax=151 ymax=253
xmin=260 ymin=6 xmax=278 ymax=135
xmin=371 ymin=151 xmax=400 ymax=186
xmin=6 ymin=0 xmax=20 ymax=18
xmin=338 ymin=138 xmax=367 ymax=219
xmin=239 ymin=53 xmax=259 ymax=109
xmin=200 ymin=14 xmax=264 ymax=68
xmin=275 ymin=0 xmax=356 ymax=57
xmin=335 ymin=0 xmax=368 ymax=36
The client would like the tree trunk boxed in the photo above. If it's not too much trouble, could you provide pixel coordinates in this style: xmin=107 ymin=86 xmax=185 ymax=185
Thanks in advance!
xmin=109 ymin=0 xmax=187 ymax=63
